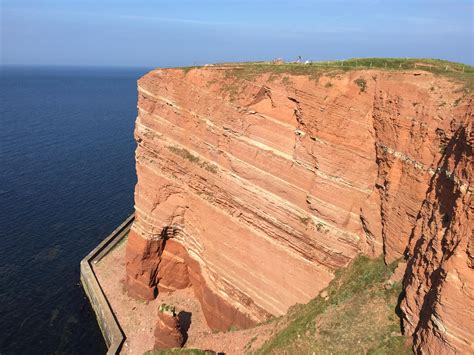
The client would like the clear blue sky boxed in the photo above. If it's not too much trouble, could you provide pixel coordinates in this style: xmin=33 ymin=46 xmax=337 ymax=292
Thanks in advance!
xmin=1 ymin=0 xmax=473 ymax=67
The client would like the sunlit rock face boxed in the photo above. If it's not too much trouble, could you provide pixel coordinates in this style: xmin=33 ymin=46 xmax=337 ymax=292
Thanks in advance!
xmin=401 ymin=110 xmax=473 ymax=354
xmin=125 ymin=65 xmax=473 ymax=351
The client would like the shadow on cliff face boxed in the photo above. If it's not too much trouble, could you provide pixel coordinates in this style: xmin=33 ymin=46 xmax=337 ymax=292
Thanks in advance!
xmin=404 ymin=124 xmax=468 ymax=262
xmin=178 ymin=310 xmax=192 ymax=345
xmin=401 ymin=122 xmax=470 ymax=346
xmin=395 ymin=288 xmax=406 ymax=334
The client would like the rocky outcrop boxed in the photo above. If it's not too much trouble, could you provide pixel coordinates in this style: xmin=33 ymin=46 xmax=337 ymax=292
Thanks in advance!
xmin=125 ymin=65 xmax=472 ymax=350
xmin=154 ymin=304 xmax=183 ymax=349
xmin=401 ymin=106 xmax=473 ymax=353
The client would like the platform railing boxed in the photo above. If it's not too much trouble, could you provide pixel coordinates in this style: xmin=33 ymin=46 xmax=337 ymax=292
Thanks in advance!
xmin=80 ymin=213 xmax=135 ymax=355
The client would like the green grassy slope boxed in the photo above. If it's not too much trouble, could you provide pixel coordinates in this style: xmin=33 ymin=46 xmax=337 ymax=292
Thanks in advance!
xmin=256 ymin=256 xmax=412 ymax=354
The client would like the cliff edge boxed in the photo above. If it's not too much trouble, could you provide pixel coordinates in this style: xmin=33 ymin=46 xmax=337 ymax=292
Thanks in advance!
xmin=124 ymin=60 xmax=473 ymax=353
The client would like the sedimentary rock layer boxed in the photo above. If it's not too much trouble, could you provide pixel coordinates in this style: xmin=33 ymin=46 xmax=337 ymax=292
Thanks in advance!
xmin=401 ymin=108 xmax=473 ymax=353
xmin=125 ymin=65 xmax=473 ymax=351
xmin=154 ymin=308 xmax=183 ymax=349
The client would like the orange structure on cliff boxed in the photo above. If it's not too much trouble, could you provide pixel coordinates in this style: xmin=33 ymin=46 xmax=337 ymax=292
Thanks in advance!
xmin=125 ymin=63 xmax=473 ymax=353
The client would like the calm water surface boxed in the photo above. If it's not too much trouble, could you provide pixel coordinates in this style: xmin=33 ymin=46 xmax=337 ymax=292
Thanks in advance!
xmin=0 ymin=66 xmax=149 ymax=354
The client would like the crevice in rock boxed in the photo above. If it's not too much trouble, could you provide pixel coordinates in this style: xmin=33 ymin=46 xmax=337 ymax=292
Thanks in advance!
xmin=360 ymin=210 xmax=376 ymax=255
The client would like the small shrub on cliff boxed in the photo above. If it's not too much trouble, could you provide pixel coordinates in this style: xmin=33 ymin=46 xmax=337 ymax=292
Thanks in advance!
xmin=439 ymin=142 xmax=447 ymax=154
xmin=354 ymin=78 xmax=367 ymax=92
xmin=159 ymin=303 xmax=176 ymax=316
xmin=316 ymin=222 xmax=328 ymax=233
xmin=299 ymin=216 xmax=310 ymax=225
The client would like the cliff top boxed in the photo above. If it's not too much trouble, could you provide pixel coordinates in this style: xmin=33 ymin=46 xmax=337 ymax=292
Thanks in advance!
xmin=173 ymin=58 xmax=474 ymax=91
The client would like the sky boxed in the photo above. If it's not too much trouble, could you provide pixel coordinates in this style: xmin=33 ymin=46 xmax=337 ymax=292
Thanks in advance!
xmin=1 ymin=0 xmax=473 ymax=67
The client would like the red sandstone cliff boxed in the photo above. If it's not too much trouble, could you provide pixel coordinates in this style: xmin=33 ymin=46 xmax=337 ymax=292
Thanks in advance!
xmin=401 ymin=107 xmax=473 ymax=353
xmin=125 ymin=64 xmax=473 ymax=352
xmin=154 ymin=304 xmax=183 ymax=349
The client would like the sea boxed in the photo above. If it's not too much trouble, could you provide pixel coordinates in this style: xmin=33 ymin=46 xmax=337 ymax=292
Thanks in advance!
xmin=0 ymin=66 xmax=150 ymax=354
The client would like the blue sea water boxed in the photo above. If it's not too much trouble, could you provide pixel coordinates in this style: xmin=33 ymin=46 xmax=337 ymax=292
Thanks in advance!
xmin=0 ymin=66 xmax=149 ymax=354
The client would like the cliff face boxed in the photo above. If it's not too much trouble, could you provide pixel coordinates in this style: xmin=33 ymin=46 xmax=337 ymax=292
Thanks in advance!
xmin=125 ymin=65 xmax=472 ymax=350
xmin=401 ymin=109 xmax=473 ymax=353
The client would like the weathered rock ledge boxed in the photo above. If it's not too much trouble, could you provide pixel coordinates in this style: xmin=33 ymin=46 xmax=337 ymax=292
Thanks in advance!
xmin=125 ymin=64 xmax=473 ymax=353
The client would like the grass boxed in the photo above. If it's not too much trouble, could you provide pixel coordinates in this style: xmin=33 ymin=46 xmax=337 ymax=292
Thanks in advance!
xmin=178 ymin=58 xmax=474 ymax=92
xmin=167 ymin=146 xmax=218 ymax=174
xmin=159 ymin=303 xmax=176 ymax=315
xmin=299 ymin=216 xmax=310 ymax=225
xmin=244 ymin=335 xmax=258 ymax=352
xmin=281 ymin=76 xmax=293 ymax=86
xmin=168 ymin=146 xmax=200 ymax=164
xmin=181 ymin=66 xmax=199 ymax=74
xmin=354 ymin=78 xmax=367 ymax=92
xmin=256 ymin=255 xmax=412 ymax=355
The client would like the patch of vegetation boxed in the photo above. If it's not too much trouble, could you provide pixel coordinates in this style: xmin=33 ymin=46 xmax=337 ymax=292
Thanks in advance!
xmin=180 ymin=66 xmax=199 ymax=74
xmin=325 ymin=82 xmax=333 ymax=88
xmin=256 ymin=255 xmax=412 ymax=355
xmin=168 ymin=146 xmax=200 ymax=163
xmin=299 ymin=216 xmax=310 ymax=225
xmin=439 ymin=142 xmax=447 ymax=154
xmin=159 ymin=303 xmax=176 ymax=315
xmin=145 ymin=349 xmax=214 ymax=355
xmin=316 ymin=222 xmax=328 ymax=233
xmin=281 ymin=76 xmax=293 ymax=86
xmin=204 ymin=163 xmax=218 ymax=174
xmin=244 ymin=335 xmax=258 ymax=352
xmin=179 ymin=58 xmax=473 ymax=92
xmin=354 ymin=78 xmax=367 ymax=92
xmin=167 ymin=146 xmax=218 ymax=174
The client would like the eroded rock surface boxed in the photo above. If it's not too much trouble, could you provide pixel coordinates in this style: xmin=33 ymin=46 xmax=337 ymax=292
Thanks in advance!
xmin=154 ymin=304 xmax=183 ymax=349
xmin=125 ymin=65 xmax=473 ymax=351
xmin=402 ymin=110 xmax=473 ymax=353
